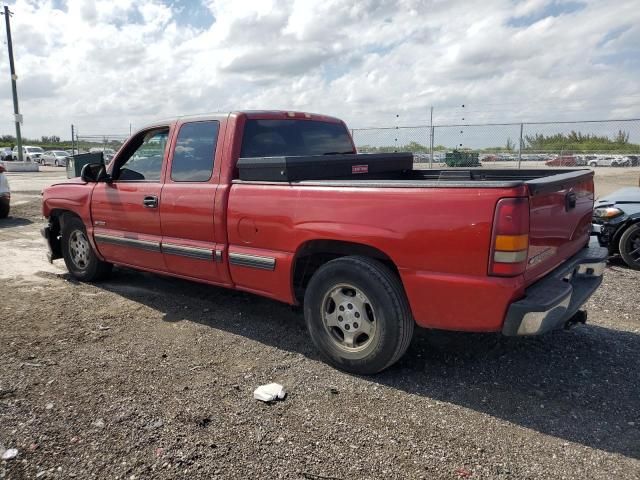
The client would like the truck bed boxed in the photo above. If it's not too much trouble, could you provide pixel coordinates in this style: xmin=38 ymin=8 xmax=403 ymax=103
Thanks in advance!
xmin=234 ymin=168 xmax=591 ymax=193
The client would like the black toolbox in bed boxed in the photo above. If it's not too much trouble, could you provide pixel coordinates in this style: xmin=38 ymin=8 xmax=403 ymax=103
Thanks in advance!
xmin=237 ymin=152 xmax=414 ymax=182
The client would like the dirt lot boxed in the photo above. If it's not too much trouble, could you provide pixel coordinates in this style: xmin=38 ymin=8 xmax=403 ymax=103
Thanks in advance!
xmin=1 ymin=168 xmax=639 ymax=479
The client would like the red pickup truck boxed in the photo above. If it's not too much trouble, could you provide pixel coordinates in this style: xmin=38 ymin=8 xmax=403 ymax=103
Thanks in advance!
xmin=42 ymin=111 xmax=607 ymax=374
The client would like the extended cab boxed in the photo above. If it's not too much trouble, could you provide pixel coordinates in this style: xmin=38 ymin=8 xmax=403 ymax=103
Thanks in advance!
xmin=42 ymin=111 xmax=607 ymax=374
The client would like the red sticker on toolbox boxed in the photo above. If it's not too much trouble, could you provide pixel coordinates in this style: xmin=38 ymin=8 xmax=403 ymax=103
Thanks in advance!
xmin=352 ymin=164 xmax=368 ymax=174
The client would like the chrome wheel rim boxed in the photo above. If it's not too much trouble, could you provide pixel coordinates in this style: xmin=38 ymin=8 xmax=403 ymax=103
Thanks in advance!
xmin=321 ymin=284 xmax=377 ymax=353
xmin=69 ymin=230 xmax=90 ymax=269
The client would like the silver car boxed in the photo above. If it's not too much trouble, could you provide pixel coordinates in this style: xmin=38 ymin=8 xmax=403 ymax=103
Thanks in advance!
xmin=42 ymin=150 xmax=72 ymax=167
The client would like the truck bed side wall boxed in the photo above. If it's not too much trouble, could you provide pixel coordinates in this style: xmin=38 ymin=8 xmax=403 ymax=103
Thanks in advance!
xmin=226 ymin=183 xmax=527 ymax=331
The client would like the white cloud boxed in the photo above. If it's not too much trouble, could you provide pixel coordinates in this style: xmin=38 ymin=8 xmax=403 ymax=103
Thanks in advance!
xmin=0 ymin=0 xmax=637 ymax=139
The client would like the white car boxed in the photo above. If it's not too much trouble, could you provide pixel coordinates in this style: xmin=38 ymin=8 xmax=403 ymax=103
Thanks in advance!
xmin=0 ymin=163 xmax=10 ymax=218
xmin=42 ymin=150 xmax=71 ymax=167
xmin=12 ymin=145 xmax=45 ymax=163
xmin=587 ymin=156 xmax=630 ymax=167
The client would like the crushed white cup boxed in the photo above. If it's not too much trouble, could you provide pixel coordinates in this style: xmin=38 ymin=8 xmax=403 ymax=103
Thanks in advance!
xmin=253 ymin=383 xmax=286 ymax=402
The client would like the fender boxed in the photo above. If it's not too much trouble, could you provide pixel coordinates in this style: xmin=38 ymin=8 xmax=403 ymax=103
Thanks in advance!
xmin=42 ymin=182 xmax=103 ymax=261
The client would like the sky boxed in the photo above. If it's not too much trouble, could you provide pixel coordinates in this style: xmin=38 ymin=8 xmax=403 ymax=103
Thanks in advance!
xmin=0 ymin=0 xmax=638 ymax=140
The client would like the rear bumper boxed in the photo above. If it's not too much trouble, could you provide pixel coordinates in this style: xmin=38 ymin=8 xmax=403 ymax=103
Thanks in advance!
xmin=502 ymin=245 xmax=608 ymax=336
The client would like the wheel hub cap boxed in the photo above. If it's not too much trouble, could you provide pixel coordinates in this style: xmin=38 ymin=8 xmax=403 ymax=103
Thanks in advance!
xmin=69 ymin=230 xmax=90 ymax=269
xmin=321 ymin=284 xmax=376 ymax=352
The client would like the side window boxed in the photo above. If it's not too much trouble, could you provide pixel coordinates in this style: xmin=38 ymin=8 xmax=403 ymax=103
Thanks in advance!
xmin=118 ymin=129 xmax=169 ymax=182
xmin=170 ymin=121 xmax=219 ymax=182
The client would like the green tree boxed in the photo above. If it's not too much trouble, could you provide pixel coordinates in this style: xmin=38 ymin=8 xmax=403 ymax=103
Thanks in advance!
xmin=505 ymin=137 xmax=515 ymax=151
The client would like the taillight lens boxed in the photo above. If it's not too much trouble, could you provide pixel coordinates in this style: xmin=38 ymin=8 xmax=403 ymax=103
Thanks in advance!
xmin=489 ymin=197 xmax=529 ymax=277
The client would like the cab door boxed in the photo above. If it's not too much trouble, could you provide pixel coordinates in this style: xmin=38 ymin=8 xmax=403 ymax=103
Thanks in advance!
xmin=159 ymin=120 xmax=228 ymax=284
xmin=91 ymin=128 xmax=170 ymax=272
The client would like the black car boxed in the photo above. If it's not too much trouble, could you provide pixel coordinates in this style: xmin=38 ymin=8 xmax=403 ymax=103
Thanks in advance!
xmin=592 ymin=187 xmax=640 ymax=269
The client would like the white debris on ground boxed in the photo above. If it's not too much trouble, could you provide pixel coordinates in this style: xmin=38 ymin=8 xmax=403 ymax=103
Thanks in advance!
xmin=1 ymin=448 xmax=18 ymax=460
xmin=253 ymin=383 xmax=286 ymax=402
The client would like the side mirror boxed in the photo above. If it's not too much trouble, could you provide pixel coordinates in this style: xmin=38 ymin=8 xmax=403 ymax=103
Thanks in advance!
xmin=80 ymin=162 xmax=110 ymax=183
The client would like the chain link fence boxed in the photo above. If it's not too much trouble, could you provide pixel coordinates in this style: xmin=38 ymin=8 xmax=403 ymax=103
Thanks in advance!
xmin=73 ymin=119 xmax=640 ymax=170
xmin=352 ymin=119 xmax=640 ymax=168
xmin=72 ymin=134 xmax=129 ymax=159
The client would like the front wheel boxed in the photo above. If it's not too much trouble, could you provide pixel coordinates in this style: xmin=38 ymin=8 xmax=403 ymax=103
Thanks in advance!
xmin=61 ymin=215 xmax=112 ymax=281
xmin=304 ymin=256 xmax=414 ymax=375
xmin=619 ymin=223 xmax=640 ymax=270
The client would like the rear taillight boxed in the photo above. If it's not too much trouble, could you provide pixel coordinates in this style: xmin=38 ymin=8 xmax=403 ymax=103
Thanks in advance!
xmin=489 ymin=197 xmax=529 ymax=277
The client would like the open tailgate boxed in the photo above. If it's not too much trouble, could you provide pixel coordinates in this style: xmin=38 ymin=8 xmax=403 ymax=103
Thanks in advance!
xmin=524 ymin=170 xmax=595 ymax=284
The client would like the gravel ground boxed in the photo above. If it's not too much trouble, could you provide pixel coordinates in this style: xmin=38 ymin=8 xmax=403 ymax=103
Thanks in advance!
xmin=1 ymin=171 xmax=639 ymax=479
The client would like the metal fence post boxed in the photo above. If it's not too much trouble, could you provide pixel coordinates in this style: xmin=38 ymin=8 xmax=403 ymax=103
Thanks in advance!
xmin=517 ymin=123 xmax=523 ymax=169
xmin=429 ymin=125 xmax=434 ymax=169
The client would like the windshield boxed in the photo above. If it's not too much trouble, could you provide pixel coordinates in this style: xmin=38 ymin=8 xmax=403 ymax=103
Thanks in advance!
xmin=53 ymin=151 xmax=68 ymax=156
xmin=27 ymin=147 xmax=44 ymax=153
xmin=240 ymin=119 xmax=354 ymax=157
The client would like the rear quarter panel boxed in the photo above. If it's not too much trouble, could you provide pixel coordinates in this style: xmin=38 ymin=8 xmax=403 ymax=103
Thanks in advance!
xmin=227 ymin=183 xmax=527 ymax=330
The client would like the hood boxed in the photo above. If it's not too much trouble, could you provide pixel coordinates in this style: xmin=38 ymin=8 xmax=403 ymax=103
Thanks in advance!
xmin=595 ymin=187 xmax=640 ymax=207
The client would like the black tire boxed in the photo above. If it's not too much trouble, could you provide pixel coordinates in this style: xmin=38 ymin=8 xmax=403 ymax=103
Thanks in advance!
xmin=61 ymin=215 xmax=112 ymax=281
xmin=303 ymin=256 xmax=414 ymax=375
xmin=0 ymin=199 xmax=9 ymax=219
xmin=619 ymin=223 xmax=640 ymax=270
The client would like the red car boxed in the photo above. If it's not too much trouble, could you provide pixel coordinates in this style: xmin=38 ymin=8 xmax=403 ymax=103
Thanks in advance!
xmin=41 ymin=111 xmax=606 ymax=374
xmin=546 ymin=155 xmax=577 ymax=167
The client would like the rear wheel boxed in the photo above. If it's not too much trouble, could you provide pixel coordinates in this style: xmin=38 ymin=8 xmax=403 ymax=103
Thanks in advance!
xmin=61 ymin=215 xmax=112 ymax=281
xmin=304 ymin=256 xmax=414 ymax=375
xmin=619 ymin=223 xmax=640 ymax=270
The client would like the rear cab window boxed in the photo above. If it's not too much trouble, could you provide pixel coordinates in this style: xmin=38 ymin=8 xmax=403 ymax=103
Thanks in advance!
xmin=240 ymin=119 xmax=354 ymax=158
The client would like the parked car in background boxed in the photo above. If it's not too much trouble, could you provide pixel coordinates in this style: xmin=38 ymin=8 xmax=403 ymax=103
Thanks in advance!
xmin=0 ymin=148 xmax=13 ymax=161
xmin=0 ymin=163 xmax=10 ymax=218
xmin=592 ymin=187 xmax=640 ymax=270
xmin=89 ymin=147 xmax=116 ymax=162
xmin=573 ymin=155 xmax=587 ymax=166
xmin=12 ymin=145 xmax=45 ymax=163
xmin=42 ymin=150 xmax=72 ymax=167
xmin=545 ymin=155 xmax=576 ymax=167
xmin=587 ymin=156 xmax=630 ymax=167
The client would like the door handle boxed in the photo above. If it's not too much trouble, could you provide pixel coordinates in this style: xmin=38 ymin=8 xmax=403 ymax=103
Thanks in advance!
xmin=143 ymin=195 xmax=158 ymax=208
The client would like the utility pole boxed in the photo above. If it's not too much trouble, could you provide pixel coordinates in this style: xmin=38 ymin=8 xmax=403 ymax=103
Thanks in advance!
xmin=71 ymin=124 xmax=75 ymax=154
xmin=2 ymin=6 xmax=23 ymax=161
